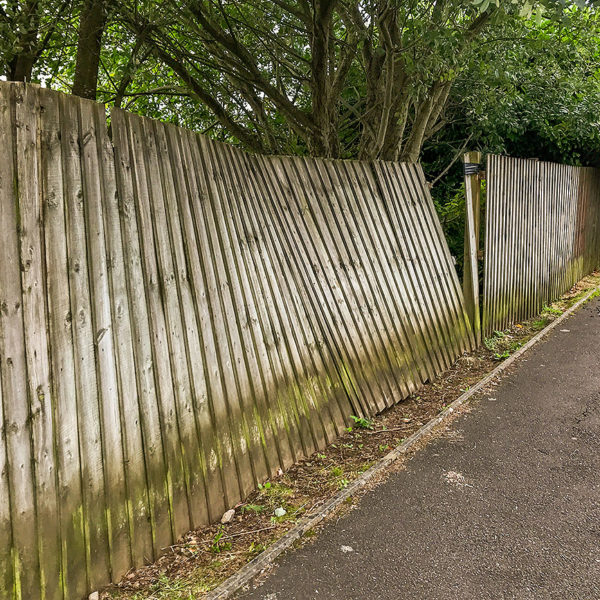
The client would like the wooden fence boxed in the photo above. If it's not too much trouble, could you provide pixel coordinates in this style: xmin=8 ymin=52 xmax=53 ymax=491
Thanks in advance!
xmin=483 ymin=155 xmax=600 ymax=334
xmin=0 ymin=82 xmax=474 ymax=599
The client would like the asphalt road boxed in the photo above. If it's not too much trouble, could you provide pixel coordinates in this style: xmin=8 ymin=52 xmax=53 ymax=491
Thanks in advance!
xmin=237 ymin=298 xmax=600 ymax=600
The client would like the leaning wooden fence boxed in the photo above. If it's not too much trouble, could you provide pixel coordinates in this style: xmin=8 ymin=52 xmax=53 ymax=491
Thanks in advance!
xmin=0 ymin=82 xmax=474 ymax=600
xmin=482 ymin=155 xmax=600 ymax=334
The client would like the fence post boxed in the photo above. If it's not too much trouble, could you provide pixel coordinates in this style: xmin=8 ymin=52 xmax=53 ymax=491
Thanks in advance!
xmin=463 ymin=151 xmax=482 ymax=345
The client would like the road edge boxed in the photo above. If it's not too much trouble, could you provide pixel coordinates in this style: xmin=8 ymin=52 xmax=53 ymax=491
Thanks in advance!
xmin=206 ymin=285 xmax=600 ymax=600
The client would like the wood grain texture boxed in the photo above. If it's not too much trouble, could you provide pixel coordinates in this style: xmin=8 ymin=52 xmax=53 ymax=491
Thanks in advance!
xmin=483 ymin=155 xmax=600 ymax=335
xmin=1 ymin=82 xmax=478 ymax=599
xmin=39 ymin=86 xmax=87 ymax=599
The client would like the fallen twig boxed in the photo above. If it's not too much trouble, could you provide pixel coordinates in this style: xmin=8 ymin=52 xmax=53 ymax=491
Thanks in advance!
xmin=222 ymin=525 xmax=278 ymax=540
xmin=364 ymin=427 xmax=407 ymax=435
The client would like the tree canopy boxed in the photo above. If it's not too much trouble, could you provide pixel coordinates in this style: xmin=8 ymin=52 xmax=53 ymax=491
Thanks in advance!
xmin=1 ymin=0 xmax=599 ymax=169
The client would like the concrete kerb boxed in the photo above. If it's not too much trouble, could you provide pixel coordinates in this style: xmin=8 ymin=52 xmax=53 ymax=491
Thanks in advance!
xmin=206 ymin=284 xmax=600 ymax=600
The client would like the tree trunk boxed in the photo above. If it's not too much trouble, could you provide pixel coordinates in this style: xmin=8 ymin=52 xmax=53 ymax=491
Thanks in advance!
xmin=309 ymin=0 xmax=338 ymax=157
xmin=7 ymin=0 xmax=40 ymax=82
xmin=72 ymin=0 xmax=109 ymax=100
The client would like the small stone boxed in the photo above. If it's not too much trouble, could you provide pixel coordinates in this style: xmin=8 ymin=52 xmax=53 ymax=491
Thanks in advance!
xmin=221 ymin=509 xmax=235 ymax=524
xmin=274 ymin=507 xmax=286 ymax=517
xmin=340 ymin=545 xmax=354 ymax=553
xmin=89 ymin=593 xmax=99 ymax=600
xmin=402 ymin=418 xmax=412 ymax=423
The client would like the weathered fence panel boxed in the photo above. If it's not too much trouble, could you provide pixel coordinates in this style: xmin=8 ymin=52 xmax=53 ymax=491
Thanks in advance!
xmin=0 ymin=82 xmax=474 ymax=599
xmin=483 ymin=155 xmax=600 ymax=334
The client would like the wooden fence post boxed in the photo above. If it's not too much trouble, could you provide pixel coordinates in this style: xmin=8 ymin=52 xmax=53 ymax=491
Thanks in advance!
xmin=463 ymin=151 xmax=482 ymax=345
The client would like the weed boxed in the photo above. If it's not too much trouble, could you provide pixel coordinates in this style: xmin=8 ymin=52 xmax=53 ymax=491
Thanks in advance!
xmin=542 ymin=304 xmax=562 ymax=315
xmin=257 ymin=482 xmax=271 ymax=491
xmin=258 ymin=482 xmax=293 ymax=507
xmin=494 ymin=350 xmax=510 ymax=360
xmin=483 ymin=337 xmax=495 ymax=351
xmin=241 ymin=503 xmax=265 ymax=514
xmin=338 ymin=478 xmax=350 ymax=489
xmin=316 ymin=452 xmax=326 ymax=460
xmin=330 ymin=466 xmax=343 ymax=478
xmin=350 ymin=415 xmax=374 ymax=430
xmin=127 ymin=563 xmax=226 ymax=599
xmin=247 ymin=541 xmax=265 ymax=555
xmin=378 ymin=444 xmax=390 ymax=453
xmin=210 ymin=526 xmax=232 ymax=554
xmin=532 ymin=317 xmax=550 ymax=331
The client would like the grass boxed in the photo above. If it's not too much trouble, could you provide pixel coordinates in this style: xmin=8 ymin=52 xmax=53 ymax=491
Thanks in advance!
xmin=120 ymin=569 xmax=225 ymax=600
xmin=483 ymin=272 xmax=600 ymax=363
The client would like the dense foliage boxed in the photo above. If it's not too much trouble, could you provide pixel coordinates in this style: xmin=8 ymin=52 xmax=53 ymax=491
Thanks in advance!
xmin=1 ymin=1 xmax=599 ymax=260
xmin=2 ymin=1 xmax=598 ymax=164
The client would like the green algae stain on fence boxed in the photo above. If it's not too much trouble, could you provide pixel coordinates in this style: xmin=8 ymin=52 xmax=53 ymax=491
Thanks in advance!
xmin=0 ymin=82 xmax=475 ymax=600
xmin=483 ymin=155 xmax=600 ymax=334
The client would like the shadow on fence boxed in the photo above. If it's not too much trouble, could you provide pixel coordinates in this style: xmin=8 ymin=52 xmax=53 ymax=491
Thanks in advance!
xmin=482 ymin=155 xmax=600 ymax=334
xmin=2 ymin=82 xmax=599 ymax=600
xmin=0 ymin=82 xmax=474 ymax=599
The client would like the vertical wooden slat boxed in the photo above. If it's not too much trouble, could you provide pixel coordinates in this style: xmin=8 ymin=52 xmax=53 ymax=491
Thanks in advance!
xmin=0 ymin=82 xmax=28 ymax=600
xmin=111 ymin=108 xmax=173 ymax=556
xmin=498 ymin=155 xmax=510 ymax=331
xmin=163 ymin=122 xmax=223 ymax=524
xmin=140 ymin=115 xmax=206 ymax=529
xmin=78 ymin=97 xmax=131 ymax=580
xmin=124 ymin=111 xmax=191 ymax=538
xmin=39 ymin=86 xmax=87 ymax=600
xmin=95 ymin=103 xmax=153 ymax=567
xmin=15 ymin=83 xmax=62 ymax=600
xmin=0 ymin=369 xmax=13 ymax=599
xmin=462 ymin=152 xmax=482 ymax=344
xmin=60 ymin=87 xmax=110 ymax=592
